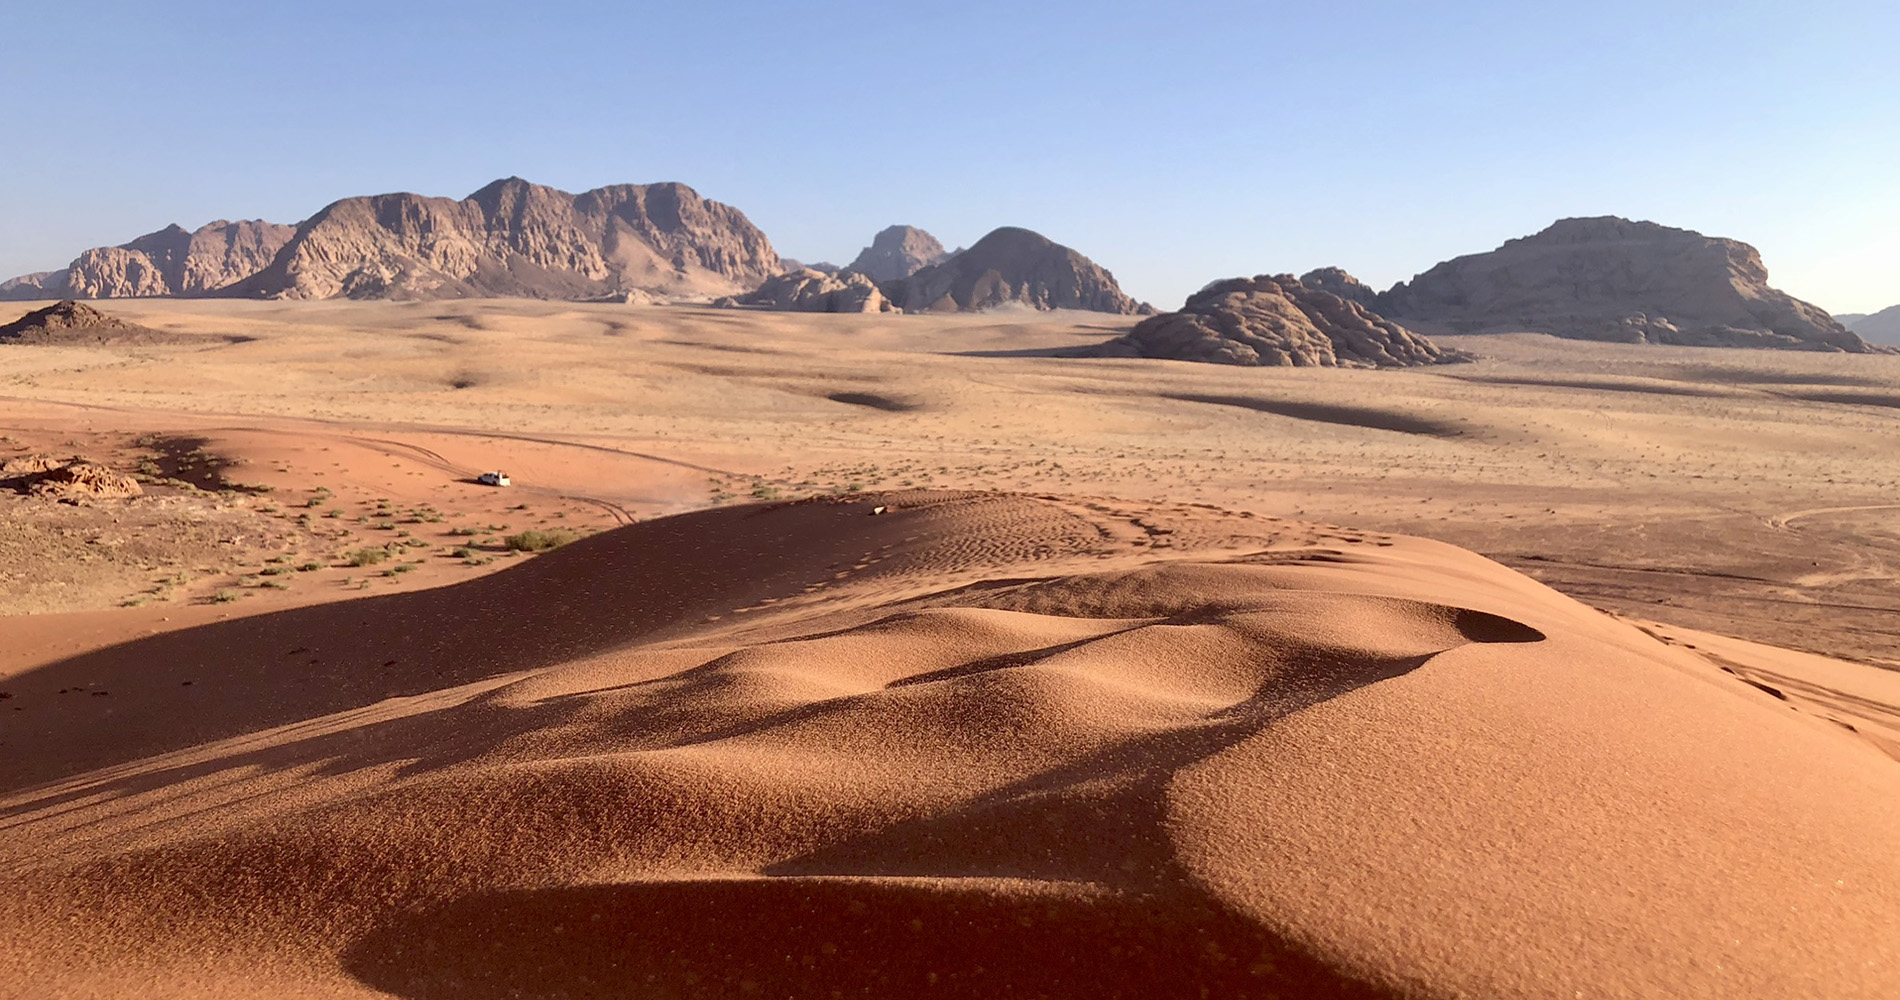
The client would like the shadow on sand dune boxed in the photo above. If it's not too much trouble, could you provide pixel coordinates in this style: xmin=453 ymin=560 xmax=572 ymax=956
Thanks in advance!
xmin=342 ymin=877 xmax=1390 ymax=1000
xmin=1163 ymin=393 xmax=1467 ymax=437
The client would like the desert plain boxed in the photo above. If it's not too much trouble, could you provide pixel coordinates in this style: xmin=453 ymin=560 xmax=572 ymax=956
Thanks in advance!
xmin=3 ymin=298 xmax=1900 ymax=998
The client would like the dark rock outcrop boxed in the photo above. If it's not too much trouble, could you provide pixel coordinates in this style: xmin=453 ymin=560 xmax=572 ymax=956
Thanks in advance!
xmin=0 ymin=300 xmax=185 ymax=345
xmin=1380 ymin=217 xmax=1876 ymax=352
xmin=229 ymin=178 xmax=782 ymax=301
xmin=845 ymin=226 xmax=952 ymax=283
xmin=1 ymin=220 xmax=295 ymax=300
xmin=1098 ymin=274 xmax=1459 ymax=368
xmin=885 ymin=227 xmax=1142 ymax=314
xmin=723 ymin=269 xmax=894 ymax=313
xmin=1 ymin=456 xmax=143 ymax=500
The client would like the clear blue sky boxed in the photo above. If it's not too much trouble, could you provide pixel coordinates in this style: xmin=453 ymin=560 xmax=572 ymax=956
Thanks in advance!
xmin=3 ymin=0 xmax=1895 ymax=311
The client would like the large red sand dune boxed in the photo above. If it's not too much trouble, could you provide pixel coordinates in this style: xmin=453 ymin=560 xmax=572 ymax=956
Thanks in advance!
xmin=2 ymin=491 xmax=1897 ymax=998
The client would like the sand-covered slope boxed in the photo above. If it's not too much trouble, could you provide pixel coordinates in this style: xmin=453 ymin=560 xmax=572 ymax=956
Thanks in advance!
xmin=3 ymin=490 xmax=1896 ymax=999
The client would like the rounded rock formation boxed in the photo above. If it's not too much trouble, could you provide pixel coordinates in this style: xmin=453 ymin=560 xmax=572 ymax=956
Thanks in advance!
xmin=727 ymin=269 xmax=895 ymax=313
xmin=887 ymin=227 xmax=1142 ymax=314
xmin=1102 ymin=274 xmax=1459 ymax=368
xmin=1381 ymin=216 xmax=1877 ymax=352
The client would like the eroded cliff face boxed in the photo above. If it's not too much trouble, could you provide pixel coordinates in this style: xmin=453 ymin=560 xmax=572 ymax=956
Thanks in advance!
xmin=232 ymin=178 xmax=782 ymax=301
xmin=1381 ymin=216 xmax=1875 ymax=352
xmin=1100 ymin=274 xmax=1459 ymax=368
xmin=2 ymin=220 xmax=295 ymax=300
xmin=887 ymin=227 xmax=1142 ymax=314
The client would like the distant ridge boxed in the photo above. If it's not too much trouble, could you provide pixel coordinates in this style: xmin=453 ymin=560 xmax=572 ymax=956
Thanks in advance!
xmin=1841 ymin=305 xmax=1900 ymax=346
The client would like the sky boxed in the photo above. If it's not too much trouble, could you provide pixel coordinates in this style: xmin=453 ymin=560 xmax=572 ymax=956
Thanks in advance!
xmin=2 ymin=0 xmax=1896 ymax=312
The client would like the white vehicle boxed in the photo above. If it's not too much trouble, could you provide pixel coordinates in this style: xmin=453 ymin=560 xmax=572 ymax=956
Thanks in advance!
xmin=477 ymin=471 xmax=512 ymax=487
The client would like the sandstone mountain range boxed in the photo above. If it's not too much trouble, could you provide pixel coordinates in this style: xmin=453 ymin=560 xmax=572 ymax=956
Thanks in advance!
xmin=3 ymin=178 xmax=785 ymax=303
xmin=1 ymin=188 xmax=1884 ymax=355
xmin=228 ymin=177 xmax=782 ymax=300
xmin=0 ymin=220 xmax=294 ymax=300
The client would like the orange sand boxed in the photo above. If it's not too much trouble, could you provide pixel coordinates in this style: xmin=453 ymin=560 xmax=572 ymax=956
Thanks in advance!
xmin=4 ymin=491 xmax=1897 ymax=998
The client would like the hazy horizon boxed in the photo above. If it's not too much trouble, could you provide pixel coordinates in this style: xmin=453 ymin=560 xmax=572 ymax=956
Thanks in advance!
xmin=3 ymin=0 xmax=1895 ymax=313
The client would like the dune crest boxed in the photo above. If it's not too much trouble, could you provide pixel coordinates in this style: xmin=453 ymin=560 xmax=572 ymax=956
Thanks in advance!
xmin=3 ymin=490 xmax=1897 ymax=998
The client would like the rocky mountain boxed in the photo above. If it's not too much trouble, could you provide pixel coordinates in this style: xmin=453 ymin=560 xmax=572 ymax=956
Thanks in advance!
xmin=1097 ymin=274 xmax=1458 ymax=368
xmin=883 ymin=227 xmax=1143 ymax=314
xmin=0 ymin=220 xmax=294 ymax=300
xmin=1380 ymin=217 xmax=1875 ymax=352
xmin=1841 ymin=305 xmax=1900 ymax=346
xmin=845 ymin=225 xmax=953 ymax=282
xmin=721 ymin=268 xmax=893 ymax=313
xmin=228 ymin=178 xmax=782 ymax=300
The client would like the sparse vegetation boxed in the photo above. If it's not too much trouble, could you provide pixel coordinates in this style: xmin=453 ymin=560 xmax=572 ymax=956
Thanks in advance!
xmin=345 ymin=547 xmax=390 ymax=567
xmin=504 ymin=529 xmax=578 ymax=551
